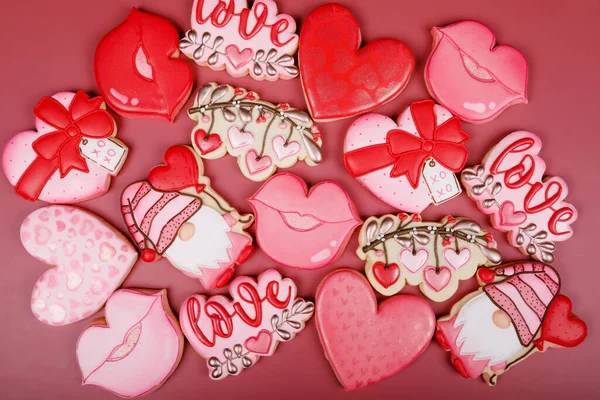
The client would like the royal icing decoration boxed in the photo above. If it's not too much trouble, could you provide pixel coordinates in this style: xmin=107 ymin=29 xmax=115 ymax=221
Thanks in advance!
xmin=22 ymin=206 xmax=137 ymax=326
xmin=76 ymin=289 xmax=183 ymax=397
xmin=344 ymin=100 xmax=469 ymax=213
xmin=121 ymin=145 xmax=254 ymax=290
xmin=357 ymin=214 xmax=502 ymax=301
xmin=316 ymin=269 xmax=435 ymax=391
xmin=3 ymin=91 xmax=127 ymax=203
xmin=249 ymin=173 xmax=361 ymax=270
xmin=95 ymin=8 xmax=193 ymax=122
xmin=298 ymin=4 xmax=414 ymax=121
xmin=437 ymin=262 xmax=587 ymax=385
xmin=180 ymin=269 xmax=314 ymax=379
xmin=188 ymin=83 xmax=322 ymax=181
xmin=179 ymin=0 xmax=299 ymax=80
xmin=425 ymin=20 xmax=528 ymax=124
xmin=461 ymin=131 xmax=577 ymax=263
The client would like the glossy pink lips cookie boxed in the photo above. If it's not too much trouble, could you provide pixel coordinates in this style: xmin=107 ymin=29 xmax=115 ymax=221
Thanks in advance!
xmin=425 ymin=20 xmax=528 ymax=124
xmin=249 ymin=173 xmax=361 ymax=270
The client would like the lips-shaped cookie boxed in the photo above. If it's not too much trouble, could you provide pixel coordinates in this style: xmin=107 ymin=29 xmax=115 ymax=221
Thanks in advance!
xmin=76 ymin=289 xmax=183 ymax=397
xmin=249 ymin=173 xmax=361 ymax=270
xmin=299 ymin=4 xmax=415 ymax=121
xmin=95 ymin=8 xmax=193 ymax=122
xmin=23 ymin=206 xmax=137 ymax=326
xmin=425 ymin=20 xmax=528 ymax=123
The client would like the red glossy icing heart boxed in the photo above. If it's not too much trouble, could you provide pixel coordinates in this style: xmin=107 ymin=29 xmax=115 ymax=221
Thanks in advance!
xmin=533 ymin=295 xmax=587 ymax=351
xmin=148 ymin=145 xmax=205 ymax=193
xmin=372 ymin=262 xmax=400 ymax=289
xmin=193 ymin=129 xmax=223 ymax=155
xmin=95 ymin=8 xmax=193 ymax=122
xmin=316 ymin=269 xmax=435 ymax=391
xmin=299 ymin=4 xmax=414 ymax=121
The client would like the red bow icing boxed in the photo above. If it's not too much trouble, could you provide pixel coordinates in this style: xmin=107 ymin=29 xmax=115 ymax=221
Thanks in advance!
xmin=344 ymin=100 xmax=469 ymax=189
xmin=14 ymin=91 xmax=115 ymax=201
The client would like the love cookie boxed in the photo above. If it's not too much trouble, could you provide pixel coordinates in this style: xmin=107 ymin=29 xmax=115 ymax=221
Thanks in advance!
xmin=358 ymin=214 xmax=502 ymax=301
xmin=461 ymin=131 xmax=577 ymax=263
xmin=3 ymin=91 xmax=127 ymax=203
xmin=95 ymin=8 xmax=193 ymax=122
xmin=425 ymin=20 xmax=528 ymax=124
xmin=188 ymin=83 xmax=322 ymax=181
xmin=23 ymin=206 xmax=137 ymax=326
xmin=121 ymin=145 xmax=254 ymax=290
xmin=249 ymin=173 xmax=361 ymax=270
xmin=299 ymin=4 xmax=414 ymax=121
xmin=437 ymin=262 xmax=587 ymax=385
xmin=180 ymin=269 xmax=314 ymax=379
xmin=316 ymin=269 xmax=435 ymax=391
xmin=179 ymin=0 xmax=299 ymax=81
xmin=344 ymin=100 xmax=469 ymax=213
xmin=77 ymin=289 xmax=183 ymax=397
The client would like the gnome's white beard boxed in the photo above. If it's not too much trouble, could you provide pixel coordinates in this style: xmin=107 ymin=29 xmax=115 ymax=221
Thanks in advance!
xmin=165 ymin=207 xmax=232 ymax=274
xmin=454 ymin=293 xmax=524 ymax=365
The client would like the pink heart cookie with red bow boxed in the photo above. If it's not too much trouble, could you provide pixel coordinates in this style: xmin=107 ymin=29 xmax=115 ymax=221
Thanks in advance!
xmin=316 ymin=269 xmax=435 ymax=391
xmin=2 ymin=91 xmax=128 ymax=203
xmin=76 ymin=289 xmax=183 ymax=397
xmin=344 ymin=100 xmax=468 ymax=213
xmin=179 ymin=269 xmax=314 ymax=379
xmin=24 ymin=206 xmax=137 ymax=326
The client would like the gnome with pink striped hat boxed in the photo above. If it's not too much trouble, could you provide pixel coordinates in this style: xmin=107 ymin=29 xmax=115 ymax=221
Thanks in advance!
xmin=436 ymin=262 xmax=587 ymax=385
xmin=120 ymin=145 xmax=254 ymax=290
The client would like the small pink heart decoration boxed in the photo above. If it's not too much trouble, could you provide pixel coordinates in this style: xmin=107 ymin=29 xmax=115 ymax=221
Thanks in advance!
xmin=225 ymin=45 xmax=253 ymax=69
xmin=497 ymin=201 xmax=527 ymax=227
xmin=272 ymin=136 xmax=300 ymax=160
xmin=245 ymin=151 xmax=272 ymax=175
xmin=244 ymin=330 xmax=273 ymax=355
xmin=400 ymin=248 xmax=428 ymax=273
xmin=443 ymin=248 xmax=471 ymax=270
xmin=228 ymin=126 xmax=254 ymax=149
xmin=423 ymin=266 xmax=451 ymax=292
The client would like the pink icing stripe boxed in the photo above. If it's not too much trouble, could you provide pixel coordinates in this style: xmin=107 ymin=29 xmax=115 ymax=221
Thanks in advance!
xmin=130 ymin=182 xmax=151 ymax=210
xmin=495 ymin=283 xmax=540 ymax=335
xmin=133 ymin=189 xmax=164 ymax=228
xmin=542 ymin=266 xmax=560 ymax=285
xmin=518 ymin=274 xmax=554 ymax=305
xmin=156 ymin=200 xmax=201 ymax=254
xmin=537 ymin=273 xmax=560 ymax=295
xmin=484 ymin=286 xmax=532 ymax=345
xmin=508 ymin=278 xmax=546 ymax=320
xmin=140 ymin=193 xmax=178 ymax=239
xmin=149 ymin=195 xmax=198 ymax=244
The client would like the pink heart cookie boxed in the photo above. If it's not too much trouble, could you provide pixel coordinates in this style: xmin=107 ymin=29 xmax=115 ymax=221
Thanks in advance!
xmin=316 ymin=269 xmax=435 ymax=391
xmin=24 ymin=205 xmax=137 ymax=326
xmin=76 ymin=289 xmax=183 ymax=397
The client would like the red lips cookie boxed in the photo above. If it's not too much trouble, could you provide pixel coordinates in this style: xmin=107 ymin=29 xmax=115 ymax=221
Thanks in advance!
xmin=298 ymin=4 xmax=415 ymax=122
xmin=95 ymin=8 xmax=193 ymax=122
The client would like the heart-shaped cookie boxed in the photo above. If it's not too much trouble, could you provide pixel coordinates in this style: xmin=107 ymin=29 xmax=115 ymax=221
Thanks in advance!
xmin=148 ymin=145 xmax=206 ymax=193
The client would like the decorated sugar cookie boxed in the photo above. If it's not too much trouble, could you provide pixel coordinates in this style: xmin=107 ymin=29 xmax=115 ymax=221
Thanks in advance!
xmin=344 ymin=100 xmax=469 ymax=213
xmin=179 ymin=0 xmax=299 ymax=81
xmin=358 ymin=214 xmax=502 ymax=302
xmin=425 ymin=20 xmax=528 ymax=123
xmin=76 ymin=289 xmax=183 ymax=397
xmin=121 ymin=145 xmax=254 ymax=290
xmin=95 ymin=8 xmax=193 ymax=122
xmin=437 ymin=263 xmax=587 ymax=385
xmin=188 ymin=83 xmax=322 ymax=181
xmin=299 ymin=4 xmax=415 ymax=121
xmin=22 ymin=206 xmax=137 ymax=326
xmin=249 ymin=173 xmax=361 ymax=270
xmin=316 ymin=269 xmax=435 ymax=391
xmin=3 ymin=91 xmax=127 ymax=203
xmin=180 ymin=269 xmax=314 ymax=379
xmin=461 ymin=131 xmax=577 ymax=263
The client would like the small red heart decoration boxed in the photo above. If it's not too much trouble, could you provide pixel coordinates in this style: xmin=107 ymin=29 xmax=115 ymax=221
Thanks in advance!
xmin=193 ymin=129 xmax=223 ymax=155
xmin=533 ymin=295 xmax=587 ymax=351
xmin=477 ymin=267 xmax=496 ymax=284
xmin=372 ymin=262 xmax=400 ymax=289
xmin=299 ymin=4 xmax=414 ymax=121
xmin=148 ymin=145 xmax=203 ymax=193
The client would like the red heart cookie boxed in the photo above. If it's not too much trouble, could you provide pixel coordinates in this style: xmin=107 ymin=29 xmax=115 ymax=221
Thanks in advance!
xmin=148 ymin=145 xmax=205 ymax=193
xmin=299 ymin=4 xmax=415 ymax=121
xmin=534 ymin=294 xmax=587 ymax=351
xmin=316 ymin=269 xmax=435 ymax=390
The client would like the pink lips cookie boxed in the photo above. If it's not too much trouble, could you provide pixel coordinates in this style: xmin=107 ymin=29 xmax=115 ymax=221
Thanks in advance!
xmin=23 ymin=205 xmax=137 ymax=326
xmin=316 ymin=269 xmax=435 ymax=391
xmin=248 ymin=173 xmax=361 ymax=270
xmin=425 ymin=20 xmax=528 ymax=124
xmin=76 ymin=289 xmax=183 ymax=397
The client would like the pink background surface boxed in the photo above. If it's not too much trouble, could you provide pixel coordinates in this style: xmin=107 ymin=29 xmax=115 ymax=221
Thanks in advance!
xmin=0 ymin=0 xmax=597 ymax=398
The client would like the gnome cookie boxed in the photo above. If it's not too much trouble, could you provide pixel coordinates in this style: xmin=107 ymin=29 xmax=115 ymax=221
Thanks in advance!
xmin=436 ymin=262 xmax=587 ymax=385
xmin=121 ymin=145 xmax=254 ymax=290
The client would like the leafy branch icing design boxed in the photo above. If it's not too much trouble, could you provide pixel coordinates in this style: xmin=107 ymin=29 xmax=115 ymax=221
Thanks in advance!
xmin=462 ymin=165 xmax=556 ymax=263
xmin=207 ymin=299 xmax=314 ymax=379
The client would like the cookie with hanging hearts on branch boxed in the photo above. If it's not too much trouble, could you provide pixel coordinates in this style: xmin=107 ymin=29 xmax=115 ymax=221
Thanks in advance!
xmin=357 ymin=213 xmax=502 ymax=302
xmin=461 ymin=131 xmax=577 ymax=263
xmin=188 ymin=83 xmax=323 ymax=181
xmin=436 ymin=262 xmax=587 ymax=385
